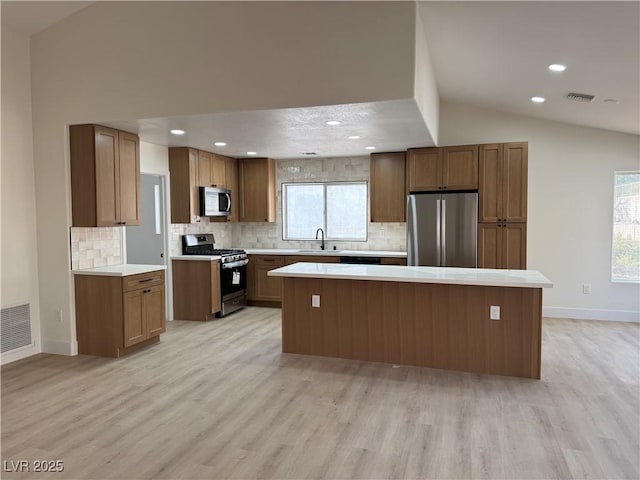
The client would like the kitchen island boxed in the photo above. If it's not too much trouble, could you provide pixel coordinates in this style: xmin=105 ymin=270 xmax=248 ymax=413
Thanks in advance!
xmin=269 ymin=263 xmax=552 ymax=379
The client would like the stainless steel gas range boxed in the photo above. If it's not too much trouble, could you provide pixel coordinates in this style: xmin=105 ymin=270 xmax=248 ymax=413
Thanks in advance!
xmin=182 ymin=234 xmax=248 ymax=316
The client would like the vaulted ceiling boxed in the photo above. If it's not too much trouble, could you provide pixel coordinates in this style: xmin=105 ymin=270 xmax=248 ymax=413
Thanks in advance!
xmin=3 ymin=1 xmax=638 ymax=159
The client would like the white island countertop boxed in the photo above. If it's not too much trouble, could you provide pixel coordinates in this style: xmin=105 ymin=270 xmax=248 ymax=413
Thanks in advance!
xmin=71 ymin=264 xmax=167 ymax=277
xmin=268 ymin=263 xmax=553 ymax=289
xmin=245 ymin=249 xmax=406 ymax=257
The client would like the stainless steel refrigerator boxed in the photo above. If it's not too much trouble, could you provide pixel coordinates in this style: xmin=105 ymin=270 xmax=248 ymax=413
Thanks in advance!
xmin=407 ymin=192 xmax=478 ymax=267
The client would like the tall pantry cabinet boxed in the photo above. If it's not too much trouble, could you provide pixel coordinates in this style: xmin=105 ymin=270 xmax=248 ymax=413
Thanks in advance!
xmin=478 ymin=142 xmax=528 ymax=269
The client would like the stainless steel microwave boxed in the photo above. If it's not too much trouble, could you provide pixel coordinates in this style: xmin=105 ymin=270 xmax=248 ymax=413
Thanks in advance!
xmin=199 ymin=186 xmax=231 ymax=217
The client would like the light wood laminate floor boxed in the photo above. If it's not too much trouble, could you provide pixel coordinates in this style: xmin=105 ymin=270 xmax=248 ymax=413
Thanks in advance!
xmin=2 ymin=308 xmax=639 ymax=479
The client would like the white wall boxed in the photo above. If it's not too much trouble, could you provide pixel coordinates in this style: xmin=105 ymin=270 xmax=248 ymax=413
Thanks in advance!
xmin=413 ymin=4 xmax=439 ymax=145
xmin=440 ymin=102 xmax=640 ymax=321
xmin=28 ymin=2 xmax=418 ymax=354
xmin=140 ymin=142 xmax=169 ymax=175
xmin=1 ymin=27 xmax=42 ymax=362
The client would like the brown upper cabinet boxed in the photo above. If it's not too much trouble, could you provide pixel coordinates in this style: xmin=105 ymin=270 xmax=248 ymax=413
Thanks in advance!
xmin=238 ymin=158 xmax=276 ymax=222
xmin=407 ymin=145 xmax=478 ymax=192
xmin=479 ymin=142 xmax=528 ymax=223
xmin=197 ymin=150 xmax=213 ymax=187
xmin=211 ymin=154 xmax=226 ymax=188
xmin=370 ymin=152 xmax=406 ymax=222
xmin=169 ymin=149 xmax=239 ymax=223
xmin=224 ymin=156 xmax=238 ymax=222
xmin=168 ymin=147 xmax=201 ymax=223
xmin=70 ymin=124 xmax=141 ymax=227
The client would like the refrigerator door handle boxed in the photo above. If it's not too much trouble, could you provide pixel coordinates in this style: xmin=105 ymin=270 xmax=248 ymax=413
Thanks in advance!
xmin=436 ymin=199 xmax=441 ymax=266
xmin=441 ymin=199 xmax=446 ymax=266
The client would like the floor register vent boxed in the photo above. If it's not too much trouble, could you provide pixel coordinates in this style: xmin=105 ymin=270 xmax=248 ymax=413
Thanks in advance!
xmin=1 ymin=304 xmax=32 ymax=353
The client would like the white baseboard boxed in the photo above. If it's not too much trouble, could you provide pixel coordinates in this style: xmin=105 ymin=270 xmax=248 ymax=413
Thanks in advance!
xmin=41 ymin=338 xmax=77 ymax=355
xmin=1 ymin=343 xmax=41 ymax=365
xmin=543 ymin=306 xmax=640 ymax=323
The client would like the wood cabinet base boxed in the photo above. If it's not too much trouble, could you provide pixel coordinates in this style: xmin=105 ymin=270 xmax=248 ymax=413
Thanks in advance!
xmin=75 ymin=272 xmax=165 ymax=358
xmin=172 ymin=260 xmax=221 ymax=321
xmin=247 ymin=300 xmax=281 ymax=308
xmin=281 ymin=278 xmax=542 ymax=379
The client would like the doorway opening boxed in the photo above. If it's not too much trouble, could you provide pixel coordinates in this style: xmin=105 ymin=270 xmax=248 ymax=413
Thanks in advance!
xmin=125 ymin=174 xmax=166 ymax=265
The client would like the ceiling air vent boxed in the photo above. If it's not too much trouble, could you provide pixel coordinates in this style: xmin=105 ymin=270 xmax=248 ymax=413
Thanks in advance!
xmin=566 ymin=92 xmax=596 ymax=103
xmin=301 ymin=152 xmax=318 ymax=156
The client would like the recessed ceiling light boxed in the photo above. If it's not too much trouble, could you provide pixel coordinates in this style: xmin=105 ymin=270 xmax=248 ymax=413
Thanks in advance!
xmin=247 ymin=151 xmax=257 ymax=155
xmin=348 ymin=135 xmax=361 ymax=140
xmin=325 ymin=120 xmax=341 ymax=126
xmin=213 ymin=141 xmax=227 ymax=147
xmin=531 ymin=96 xmax=546 ymax=103
xmin=365 ymin=146 xmax=376 ymax=150
xmin=170 ymin=129 xmax=185 ymax=135
xmin=548 ymin=64 xmax=567 ymax=72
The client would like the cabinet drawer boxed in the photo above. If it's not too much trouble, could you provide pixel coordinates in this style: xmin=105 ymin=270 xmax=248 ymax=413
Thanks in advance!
xmin=123 ymin=270 xmax=165 ymax=292
xmin=254 ymin=255 xmax=285 ymax=267
xmin=381 ymin=257 xmax=407 ymax=265
xmin=285 ymin=255 xmax=340 ymax=265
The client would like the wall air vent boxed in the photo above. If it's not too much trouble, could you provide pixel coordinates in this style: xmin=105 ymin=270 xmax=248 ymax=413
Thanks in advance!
xmin=566 ymin=92 xmax=596 ymax=103
xmin=1 ymin=303 xmax=32 ymax=353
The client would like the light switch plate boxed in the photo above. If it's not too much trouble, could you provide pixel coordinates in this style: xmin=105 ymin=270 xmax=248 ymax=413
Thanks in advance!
xmin=490 ymin=305 xmax=501 ymax=320
xmin=312 ymin=295 xmax=320 ymax=308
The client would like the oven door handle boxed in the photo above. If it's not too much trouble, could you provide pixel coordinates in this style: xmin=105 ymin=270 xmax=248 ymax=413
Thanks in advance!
xmin=222 ymin=259 xmax=249 ymax=269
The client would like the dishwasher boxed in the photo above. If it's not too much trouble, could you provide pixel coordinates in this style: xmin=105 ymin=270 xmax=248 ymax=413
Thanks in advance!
xmin=339 ymin=256 xmax=382 ymax=265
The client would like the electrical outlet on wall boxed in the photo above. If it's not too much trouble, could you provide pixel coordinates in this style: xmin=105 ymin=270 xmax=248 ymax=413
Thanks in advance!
xmin=311 ymin=295 xmax=320 ymax=308
xmin=582 ymin=284 xmax=592 ymax=294
xmin=56 ymin=309 xmax=63 ymax=322
xmin=490 ymin=305 xmax=501 ymax=320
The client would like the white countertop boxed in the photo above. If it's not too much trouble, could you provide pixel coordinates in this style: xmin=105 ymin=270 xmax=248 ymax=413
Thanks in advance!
xmin=72 ymin=264 xmax=167 ymax=277
xmin=268 ymin=263 xmax=553 ymax=288
xmin=244 ymin=249 xmax=407 ymax=257
xmin=171 ymin=255 xmax=223 ymax=261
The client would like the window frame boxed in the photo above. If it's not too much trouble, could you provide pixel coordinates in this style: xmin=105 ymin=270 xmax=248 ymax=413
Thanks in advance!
xmin=611 ymin=170 xmax=640 ymax=283
xmin=282 ymin=181 xmax=369 ymax=242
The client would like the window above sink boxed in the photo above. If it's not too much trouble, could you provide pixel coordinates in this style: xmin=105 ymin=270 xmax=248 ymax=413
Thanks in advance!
xmin=282 ymin=182 xmax=368 ymax=241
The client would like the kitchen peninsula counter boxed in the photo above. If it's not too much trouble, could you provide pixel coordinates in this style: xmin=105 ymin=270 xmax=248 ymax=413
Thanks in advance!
xmin=269 ymin=263 xmax=552 ymax=379
xmin=72 ymin=264 xmax=166 ymax=276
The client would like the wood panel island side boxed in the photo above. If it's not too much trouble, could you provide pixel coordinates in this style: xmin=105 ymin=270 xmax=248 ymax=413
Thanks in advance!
xmin=268 ymin=263 xmax=552 ymax=379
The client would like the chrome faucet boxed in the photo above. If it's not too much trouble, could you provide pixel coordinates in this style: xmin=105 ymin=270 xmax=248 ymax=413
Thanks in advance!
xmin=315 ymin=228 xmax=325 ymax=250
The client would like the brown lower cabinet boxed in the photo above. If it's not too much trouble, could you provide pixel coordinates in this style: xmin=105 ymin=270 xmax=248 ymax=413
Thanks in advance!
xmin=172 ymin=260 xmax=221 ymax=321
xmin=248 ymin=255 xmax=284 ymax=304
xmin=381 ymin=257 xmax=407 ymax=265
xmin=285 ymin=255 xmax=340 ymax=265
xmin=75 ymin=269 xmax=166 ymax=358
xmin=478 ymin=223 xmax=527 ymax=269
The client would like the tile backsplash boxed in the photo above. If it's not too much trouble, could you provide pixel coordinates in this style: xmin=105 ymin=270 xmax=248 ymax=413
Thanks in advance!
xmin=70 ymin=227 xmax=123 ymax=270
xmin=170 ymin=156 xmax=407 ymax=254
xmin=169 ymin=220 xmax=234 ymax=256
